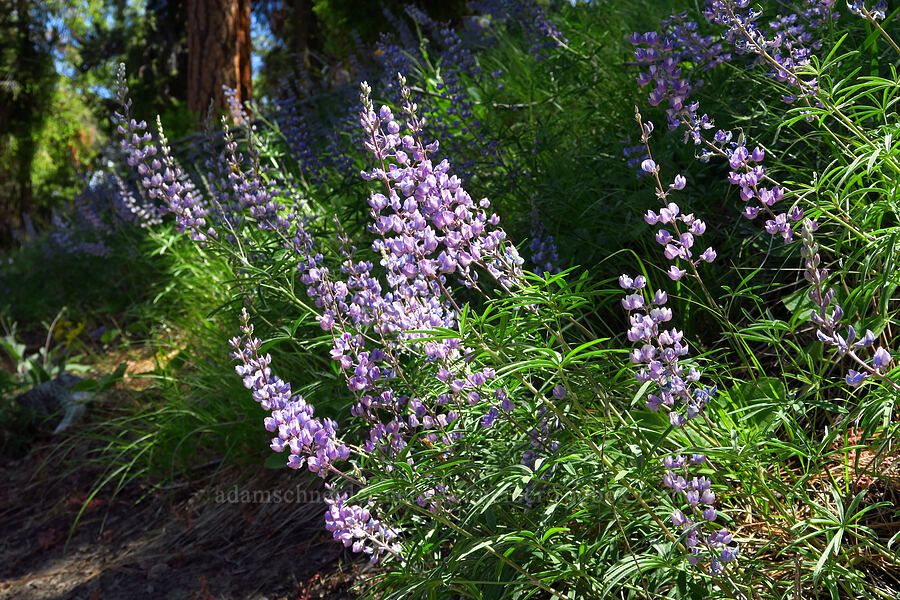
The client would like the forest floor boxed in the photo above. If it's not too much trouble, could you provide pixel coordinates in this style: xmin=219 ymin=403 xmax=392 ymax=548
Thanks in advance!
xmin=0 ymin=347 xmax=369 ymax=600
xmin=0 ymin=447 xmax=369 ymax=600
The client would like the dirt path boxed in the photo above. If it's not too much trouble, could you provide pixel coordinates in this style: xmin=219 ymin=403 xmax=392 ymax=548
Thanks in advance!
xmin=0 ymin=447 xmax=368 ymax=600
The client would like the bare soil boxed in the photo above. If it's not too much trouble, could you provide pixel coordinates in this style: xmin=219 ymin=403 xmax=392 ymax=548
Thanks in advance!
xmin=0 ymin=443 xmax=370 ymax=600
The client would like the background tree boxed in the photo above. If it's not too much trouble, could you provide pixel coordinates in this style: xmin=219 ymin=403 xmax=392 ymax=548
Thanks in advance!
xmin=0 ymin=0 xmax=77 ymax=245
xmin=187 ymin=0 xmax=252 ymax=119
xmin=76 ymin=0 xmax=192 ymax=136
xmin=0 ymin=0 xmax=193 ymax=246
xmin=253 ymin=0 xmax=468 ymax=102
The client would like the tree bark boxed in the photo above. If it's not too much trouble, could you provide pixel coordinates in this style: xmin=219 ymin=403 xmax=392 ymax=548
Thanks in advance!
xmin=187 ymin=0 xmax=252 ymax=120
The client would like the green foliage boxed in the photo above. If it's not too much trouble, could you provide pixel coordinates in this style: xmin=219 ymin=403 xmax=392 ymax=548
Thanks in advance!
xmin=4 ymin=1 xmax=900 ymax=599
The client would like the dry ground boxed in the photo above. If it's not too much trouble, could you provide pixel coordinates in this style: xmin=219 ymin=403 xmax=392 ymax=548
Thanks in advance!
xmin=1 ymin=341 xmax=372 ymax=600
xmin=0 ymin=447 xmax=371 ymax=600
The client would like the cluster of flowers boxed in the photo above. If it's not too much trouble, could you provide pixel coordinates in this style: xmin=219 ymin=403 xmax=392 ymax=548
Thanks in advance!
xmin=113 ymin=64 xmax=212 ymax=242
xmin=113 ymin=75 xmax=406 ymax=557
xmin=633 ymin=50 xmax=802 ymax=246
xmin=241 ymin=75 xmax=527 ymax=545
xmin=278 ymin=91 xmax=363 ymax=185
xmin=377 ymin=5 xmax=506 ymax=183
xmin=528 ymin=210 xmax=561 ymax=275
xmin=663 ymin=454 xmax=740 ymax=575
xmin=209 ymin=120 xmax=291 ymax=235
xmin=620 ymin=274 xmax=714 ymax=427
xmin=42 ymin=168 xmax=161 ymax=258
xmin=46 ymin=193 xmax=114 ymax=258
xmin=116 ymin=65 xmax=299 ymax=249
xmin=228 ymin=223 xmax=406 ymax=555
xmin=408 ymin=5 xmax=482 ymax=122
xmin=275 ymin=94 xmax=331 ymax=185
xmin=622 ymin=112 xmax=742 ymax=571
xmin=343 ymin=75 xmax=526 ymax=508
xmin=631 ymin=1 xmax=846 ymax=146
xmin=277 ymin=3 xmax=505 ymax=187
xmin=637 ymin=119 xmax=716 ymax=280
xmin=620 ymin=275 xmax=739 ymax=573
xmin=623 ymin=4 xmax=897 ymax=578
xmin=719 ymin=141 xmax=802 ymax=241
xmin=800 ymin=219 xmax=894 ymax=387
xmin=324 ymin=487 xmax=402 ymax=561
xmin=702 ymin=0 xmax=838 ymax=107
xmin=374 ymin=32 xmax=413 ymax=94
xmin=272 ymin=31 xmax=375 ymax=186
xmin=223 ymin=85 xmax=250 ymax=127
xmin=847 ymin=0 xmax=888 ymax=21
xmin=629 ymin=16 xmax=728 ymax=133
xmin=642 ymin=196 xmax=716 ymax=281
xmin=360 ymin=79 xmax=523 ymax=292
xmin=110 ymin=171 xmax=164 ymax=230
xmin=470 ymin=0 xmax=568 ymax=60
xmin=230 ymin=308 xmax=351 ymax=475
xmin=406 ymin=5 xmax=497 ymax=181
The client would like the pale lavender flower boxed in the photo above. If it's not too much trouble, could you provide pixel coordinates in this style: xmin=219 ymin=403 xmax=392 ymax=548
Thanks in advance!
xmin=324 ymin=486 xmax=401 ymax=561
xmin=641 ymin=159 xmax=659 ymax=174
xmin=801 ymin=219 xmax=895 ymax=388
xmin=114 ymin=64 xmax=213 ymax=242
xmin=223 ymin=85 xmax=250 ymax=127
xmin=230 ymin=308 xmax=350 ymax=476
xmin=662 ymin=454 xmax=739 ymax=574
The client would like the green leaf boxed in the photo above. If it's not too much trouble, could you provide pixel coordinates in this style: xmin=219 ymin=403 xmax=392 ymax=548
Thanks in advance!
xmin=73 ymin=362 xmax=128 ymax=393
xmin=541 ymin=527 xmax=569 ymax=543
xmin=264 ymin=452 xmax=287 ymax=469
xmin=782 ymin=287 xmax=815 ymax=321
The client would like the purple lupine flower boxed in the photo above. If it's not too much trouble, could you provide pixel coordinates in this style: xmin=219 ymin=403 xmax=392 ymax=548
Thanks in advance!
xmin=481 ymin=406 xmax=500 ymax=428
xmin=324 ymin=486 xmax=401 ymax=561
xmin=111 ymin=173 xmax=163 ymax=229
xmin=230 ymin=308 xmax=351 ymax=476
xmin=703 ymin=0 xmax=831 ymax=107
xmin=223 ymin=85 xmax=250 ymax=127
xmin=801 ymin=219 xmax=896 ymax=388
xmin=641 ymin=159 xmax=659 ymax=174
xmin=274 ymin=91 xmax=330 ymax=184
xmin=725 ymin=144 xmax=801 ymax=242
xmin=220 ymin=122 xmax=290 ymax=233
xmin=529 ymin=210 xmax=562 ymax=275
xmin=872 ymin=347 xmax=892 ymax=370
xmin=359 ymin=76 xmax=524 ymax=293
xmin=848 ymin=1 xmax=887 ymax=21
xmin=114 ymin=64 xmax=213 ymax=242
xmin=630 ymin=12 xmax=727 ymax=135
xmin=276 ymin=76 xmax=523 ymax=521
xmin=620 ymin=276 xmax=716 ymax=426
xmin=520 ymin=406 xmax=563 ymax=472
xmin=662 ymin=454 xmax=739 ymax=574
xmin=635 ymin=113 xmax=716 ymax=278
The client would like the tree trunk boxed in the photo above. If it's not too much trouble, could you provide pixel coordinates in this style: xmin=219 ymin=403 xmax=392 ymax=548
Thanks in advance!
xmin=187 ymin=0 xmax=251 ymax=120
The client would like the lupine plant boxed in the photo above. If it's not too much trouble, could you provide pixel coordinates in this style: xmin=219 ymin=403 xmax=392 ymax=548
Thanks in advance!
xmin=41 ymin=1 xmax=900 ymax=598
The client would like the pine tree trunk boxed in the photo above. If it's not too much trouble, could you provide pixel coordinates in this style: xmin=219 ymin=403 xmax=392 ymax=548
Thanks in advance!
xmin=187 ymin=0 xmax=252 ymax=120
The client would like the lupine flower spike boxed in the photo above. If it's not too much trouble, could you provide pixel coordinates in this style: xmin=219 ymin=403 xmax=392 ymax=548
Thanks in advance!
xmin=635 ymin=109 xmax=716 ymax=281
xmin=800 ymin=220 xmax=897 ymax=389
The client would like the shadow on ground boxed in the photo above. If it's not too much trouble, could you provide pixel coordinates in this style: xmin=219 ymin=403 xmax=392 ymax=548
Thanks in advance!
xmin=0 ymin=441 xmax=369 ymax=600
